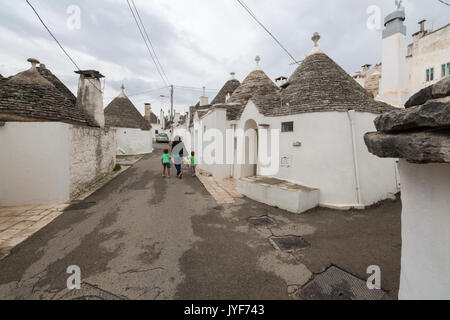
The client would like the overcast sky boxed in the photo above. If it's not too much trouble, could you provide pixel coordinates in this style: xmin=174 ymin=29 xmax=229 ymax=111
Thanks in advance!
xmin=0 ymin=0 xmax=448 ymax=116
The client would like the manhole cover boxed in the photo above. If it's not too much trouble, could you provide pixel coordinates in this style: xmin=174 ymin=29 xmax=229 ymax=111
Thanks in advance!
xmin=258 ymin=178 xmax=283 ymax=185
xmin=270 ymin=235 xmax=310 ymax=250
xmin=247 ymin=216 xmax=274 ymax=227
xmin=66 ymin=202 xmax=96 ymax=211
xmin=54 ymin=282 xmax=125 ymax=300
xmin=298 ymin=266 xmax=388 ymax=300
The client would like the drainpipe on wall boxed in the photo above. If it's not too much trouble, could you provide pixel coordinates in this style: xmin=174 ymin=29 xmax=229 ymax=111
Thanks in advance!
xmin=347 ymin=110 xmax=362 ymax=205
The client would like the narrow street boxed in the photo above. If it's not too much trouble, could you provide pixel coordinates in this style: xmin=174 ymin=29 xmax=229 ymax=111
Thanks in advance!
xmin=0 ymin=144 xmax=401 ymax=300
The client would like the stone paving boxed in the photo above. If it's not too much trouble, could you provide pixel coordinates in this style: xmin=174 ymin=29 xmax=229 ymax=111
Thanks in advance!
xmin=196 ymin=170 xmax=242 ymax=204
xmin=0 ymin=155 xmax=142 ymax=261
xmin=0 ymin=204 xmax=68 ymax=260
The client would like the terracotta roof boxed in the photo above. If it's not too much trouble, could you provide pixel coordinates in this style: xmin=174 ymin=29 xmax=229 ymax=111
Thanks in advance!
xmin=210 ymin=79 xmax=241 ymax=105
xmin=280 ymin=52 xmax=395 ymax=114
xmin=105 ymin=91 xmax=151 ymax=130
xmin=0 ymin=64 xmax=88 ymax=125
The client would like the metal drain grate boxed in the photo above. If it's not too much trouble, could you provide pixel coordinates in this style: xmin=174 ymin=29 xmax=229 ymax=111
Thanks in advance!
xmin=66 ymin=202 xmax=96 ymax=211
xmin=54 ymin=282 xmax=125 ymax=300
xmin=270 ymin=235 xmax=310 ymax=250
xmin=247 ymin=216 xmax=274 ymax=227
xmin=298 ymin=266 xmax=388 ymax=300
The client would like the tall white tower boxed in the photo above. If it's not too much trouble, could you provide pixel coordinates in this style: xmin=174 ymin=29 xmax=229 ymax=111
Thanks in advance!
xmin=376 ymin=2 xmax=409 ymax=108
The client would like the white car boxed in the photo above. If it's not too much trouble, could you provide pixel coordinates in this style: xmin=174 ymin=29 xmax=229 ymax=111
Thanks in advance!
xmin=156 ymin=133 xmax=169 ymax=143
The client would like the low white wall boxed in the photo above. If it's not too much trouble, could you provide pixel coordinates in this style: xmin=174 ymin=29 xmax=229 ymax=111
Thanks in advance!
xmin=69 ymin=126 xmax=116 ymax=198
xmin=115 ymin=127 xmax=152 ymax=155
xmin=0 ymin=122 xmax=71 ymax=206
xmin=237 ymin=178 xmax=319 ymax=213
xmin=398 ymin=160 xmax=450 ymax=300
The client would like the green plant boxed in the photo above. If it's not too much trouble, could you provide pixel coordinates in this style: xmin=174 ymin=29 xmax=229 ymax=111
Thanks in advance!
xmin=113 ymin=164 xmax=122 ymax=171
xmin=349 ymin=206 xmax=357 ymax=212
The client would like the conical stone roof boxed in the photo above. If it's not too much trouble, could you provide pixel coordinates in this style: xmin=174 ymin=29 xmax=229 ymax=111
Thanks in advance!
xmin=210 ymin=78 xmax=241 ymax=105
xmin=281 ymin=52 xmax=395 ymax=114
xmin=226 ymin=69 xmax=280 ymax=120
xmin=0 ymin=59 xmax=88 ymax=125
xmin=105 ymin=87 xmax=151 ymax=130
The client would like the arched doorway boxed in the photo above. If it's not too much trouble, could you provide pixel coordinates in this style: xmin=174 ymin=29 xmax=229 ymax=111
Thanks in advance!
xmin=242 ymin=119 xmax=258 ymax=177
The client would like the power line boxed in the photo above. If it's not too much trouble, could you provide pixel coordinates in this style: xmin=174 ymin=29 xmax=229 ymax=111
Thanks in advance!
xmin=174 ymin=85 xmax=220 ymax=92
xmin=131 ymin=0 xmax=169 ymax=84
xmin=128 ymin=86 xmax=169 ymax=97
xmin=126 ymin=0 xmax=169 ymax=87
xmin=437 ymin=0 xmax=450 ymax=6
xmin=25 ymin=0 xmax=103 ymax=93
xmin=235 ymin=0 xmax=298 ymax=64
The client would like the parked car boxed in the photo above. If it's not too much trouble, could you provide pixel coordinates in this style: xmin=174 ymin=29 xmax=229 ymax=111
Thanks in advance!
xmin=156 ymin=133 xmax=169 ymax=143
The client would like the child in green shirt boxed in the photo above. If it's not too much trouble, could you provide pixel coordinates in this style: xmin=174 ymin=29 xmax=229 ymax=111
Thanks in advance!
xmin=190 ymin=151 xmax=196 ymax=177
xmin=161 ymin=149 xmax=171 ymax=177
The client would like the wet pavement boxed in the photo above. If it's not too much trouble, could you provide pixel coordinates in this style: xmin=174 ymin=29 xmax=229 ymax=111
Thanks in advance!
xmin=0 ymin=144 xmax=402 ymax=300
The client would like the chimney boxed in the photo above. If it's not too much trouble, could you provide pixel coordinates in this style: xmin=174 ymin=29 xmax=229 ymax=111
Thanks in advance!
xmin=75 ymin=70 xmax=105 ymax=128
xmin=230 ymin=72 xmax=236 ymax=80
xmin=275 ymin=76 xmax=288 ymax=87
xmin=362 ymin=64 xmax=372 ymax=72
xmin=199 ymin=86 xmax=209 ymax=106
xmin=418 ymin=19 xmax=426 ymax=33
xmin=144 ymin=103 xmax=152 ymax=123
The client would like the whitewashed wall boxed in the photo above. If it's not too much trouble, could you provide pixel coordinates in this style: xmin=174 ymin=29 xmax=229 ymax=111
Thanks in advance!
xmin=69 ymin=126 xmax=116 ymax=198
xmin=115 ymin=127 xmax=152 ymax=155
xmin=150 ymin=123 xmax=162 ymax=140
xmin=398 ymin=160 xmax=450 ymax=300
xmin=195 ymin=108 xmax=231 ymax=179
xmin=237 ymin=101 xmax=398 ymax=207
xmin=0 ymin=122 xmax=71 ymax=206
xmin=406 ymin=26 xmax=450 ymax=98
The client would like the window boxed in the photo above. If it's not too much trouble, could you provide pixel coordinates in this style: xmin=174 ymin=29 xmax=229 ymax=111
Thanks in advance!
xmin=281 ymin=121 xmax=294 ymax=132
xmin=426 ymin=68 xmax=434 ymax=82
xmin=155 ymin=130 xmax=159 ymax=134
xmin=442 ymin=63 xmax=450 ymax=78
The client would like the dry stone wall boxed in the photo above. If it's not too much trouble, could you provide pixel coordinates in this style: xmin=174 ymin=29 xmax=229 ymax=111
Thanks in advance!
xmin=69 ymin=125 xmax=116 ymax=198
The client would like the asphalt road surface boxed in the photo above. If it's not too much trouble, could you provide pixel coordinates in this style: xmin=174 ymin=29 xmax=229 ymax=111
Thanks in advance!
xmin=0 ymin=144 xmax=401 ymax=300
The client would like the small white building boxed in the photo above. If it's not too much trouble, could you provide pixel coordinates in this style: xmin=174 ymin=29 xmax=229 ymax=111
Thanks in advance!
xmin=354 ymin=3 xmax=450 ymax=108
xmin=105 ymin=85 xmax=153 ymax=155
xmin=0 ymin=58 xmax=116 ymax=206
xmin=365 ymin=76 xmax=450 ymax=299
xmin=191 ymin=35 xmax=399 ymax=212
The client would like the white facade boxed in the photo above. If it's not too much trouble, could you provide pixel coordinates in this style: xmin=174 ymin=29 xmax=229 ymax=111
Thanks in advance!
xmin=192 ymin=99 xmax=399 ymax=210
xmin=115 ymin=127 xmax=152 ymax=155
xmin=398 ymin=160 xmax=450 ymax=300
xmin=406 ymin=23 xmax=450 ymax=97
xmin=0 ymin=122 xmax=116 ymax=206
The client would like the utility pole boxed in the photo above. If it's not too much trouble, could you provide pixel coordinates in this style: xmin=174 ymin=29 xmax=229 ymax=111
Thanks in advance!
xmin=170 ymin=84 xmax=174 ymax=121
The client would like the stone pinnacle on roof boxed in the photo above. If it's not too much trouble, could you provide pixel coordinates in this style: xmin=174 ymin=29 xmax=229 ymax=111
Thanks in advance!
xmin=309 ymin=32 xmax=323 ymax=55
xmin=119 ymin=83 xmax=126 ymax=98
xmin=255 ymin=56 xmax=261 ymax=70
xmin=27 ymin=58 xmax=40 ymax=69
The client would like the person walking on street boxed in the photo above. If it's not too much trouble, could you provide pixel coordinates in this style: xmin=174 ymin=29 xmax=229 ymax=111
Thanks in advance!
xmin=161 ymin=149 xmax=171 ymax=177
xmin=190 ymin=151 xmax=196 ymax=177
xmin=172 ymin=137 xmax=185 ymax=179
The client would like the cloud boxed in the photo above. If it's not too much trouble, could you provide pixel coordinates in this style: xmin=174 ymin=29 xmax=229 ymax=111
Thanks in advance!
xmin=0 ymin=0 xmax=447 ymax=115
